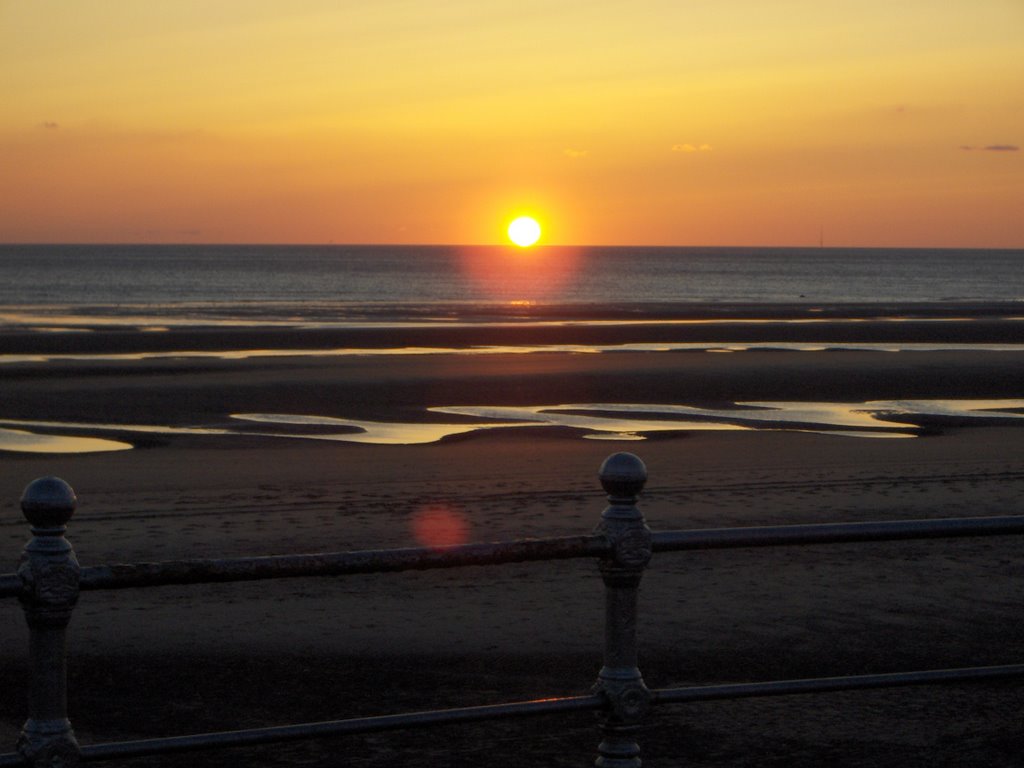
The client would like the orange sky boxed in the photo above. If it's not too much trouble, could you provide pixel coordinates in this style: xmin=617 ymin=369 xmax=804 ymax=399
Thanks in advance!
xmin=1 ymin=1 xmax=1021 ymax=247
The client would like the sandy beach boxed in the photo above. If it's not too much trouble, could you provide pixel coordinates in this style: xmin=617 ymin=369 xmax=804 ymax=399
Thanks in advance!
xmin=2 ymin=318 xmax=1024 ymax=766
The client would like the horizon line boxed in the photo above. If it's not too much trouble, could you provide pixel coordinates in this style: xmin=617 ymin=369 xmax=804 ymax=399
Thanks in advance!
xmin=2 ymin=241 xmax=1022 ymax=252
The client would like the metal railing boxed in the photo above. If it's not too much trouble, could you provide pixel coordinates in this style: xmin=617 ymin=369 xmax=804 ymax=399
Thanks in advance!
xmin=2 ymin=451 xmax=1023 ymax=767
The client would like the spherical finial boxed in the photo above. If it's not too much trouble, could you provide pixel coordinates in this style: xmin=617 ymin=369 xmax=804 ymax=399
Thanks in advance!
xmin=21 ymin=477 xmax=77 ymax=529
xmin=599 ymin=452 xmax=647 ymax=501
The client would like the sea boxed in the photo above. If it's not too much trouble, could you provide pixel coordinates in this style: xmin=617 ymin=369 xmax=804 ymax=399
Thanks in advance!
xmin=0 ymin=244 xmax=1022 ymax=328
xmin=2 ymin=244 xmax=1022 ymax=449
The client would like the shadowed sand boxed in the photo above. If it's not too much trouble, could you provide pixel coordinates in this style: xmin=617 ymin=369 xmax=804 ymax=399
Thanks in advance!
xmin=1 ymin=318 xmax=1023 ymax=766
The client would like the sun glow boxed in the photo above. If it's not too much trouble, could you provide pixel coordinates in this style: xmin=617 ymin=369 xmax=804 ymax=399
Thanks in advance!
xmin=507 ymin=216 xmax=542 ymax=247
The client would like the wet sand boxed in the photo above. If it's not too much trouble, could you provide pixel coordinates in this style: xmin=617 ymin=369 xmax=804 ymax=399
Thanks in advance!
xmin=1 ymin=318 xmax=1024 ymax=766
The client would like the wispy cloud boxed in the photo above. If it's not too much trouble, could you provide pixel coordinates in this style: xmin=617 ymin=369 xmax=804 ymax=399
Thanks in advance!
xmin=562 ymin=148 xmax=589 ymax=158
xmin=40 ymin=121 xmax=59 ymax=130
xmin=959 ymin=144 xmax=1019 ymax=152
xmin=672 ymin=143 xmax=712 ymax=153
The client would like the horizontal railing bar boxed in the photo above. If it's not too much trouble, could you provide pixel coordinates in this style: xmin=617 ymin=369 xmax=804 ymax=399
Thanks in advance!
xmin=652 ymin=663 xmax=1024 ymax=705
xmin=4 ymin=515 xmax=1024 ymax=599
xmin=66 ymin=694 xmax=602 ymax=763
xmin=3 ymin=664 xmax=1020 ymax=766
xmin=73 ymin=534 xmax=609 ymax=592
xmin=651 ymin=515 xmax=1024 ymax=553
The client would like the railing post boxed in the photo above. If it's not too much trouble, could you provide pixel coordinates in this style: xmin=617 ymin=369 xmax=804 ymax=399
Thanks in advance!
xmin=17 ymin=477 xmax=81 ymax=768
xmin=593 ymin=453 xmax=652 ymax=767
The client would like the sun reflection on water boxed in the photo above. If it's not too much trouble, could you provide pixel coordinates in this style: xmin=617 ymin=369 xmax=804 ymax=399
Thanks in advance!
xmin=455 ymin=246 xmax=585 ymax=302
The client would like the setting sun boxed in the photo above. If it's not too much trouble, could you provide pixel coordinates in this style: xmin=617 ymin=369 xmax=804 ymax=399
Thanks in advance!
xmin=507 ymin=217 xmax=542 ymax=248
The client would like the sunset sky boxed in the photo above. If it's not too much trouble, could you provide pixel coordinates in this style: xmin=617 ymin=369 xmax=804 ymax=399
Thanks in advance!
xmin=1 ymin=1 xmax=1021 ymax=247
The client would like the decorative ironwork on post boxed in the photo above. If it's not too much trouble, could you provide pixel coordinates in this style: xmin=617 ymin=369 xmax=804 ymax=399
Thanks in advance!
xmin=593 ymin=453 xmax=652 ymax=767
xmin=17 ymin=477 xmax=81 ymax=768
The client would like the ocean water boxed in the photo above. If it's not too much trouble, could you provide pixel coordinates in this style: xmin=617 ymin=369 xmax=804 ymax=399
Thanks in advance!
xmin=2 ymin=244 xmax=1023 ymax=450
xmin=1 ymin=244 xmax=1021 ymax=326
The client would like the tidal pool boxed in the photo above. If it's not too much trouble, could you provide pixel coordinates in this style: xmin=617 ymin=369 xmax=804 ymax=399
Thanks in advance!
xmin=2 ymin=399 xmax=1022 ymax=452
xmin=0 ymin=427 xmax=133 ymax=454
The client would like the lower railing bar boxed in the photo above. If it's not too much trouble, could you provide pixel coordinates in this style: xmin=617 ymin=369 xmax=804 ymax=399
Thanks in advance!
xmin=3 ymin=665 xmax=1018 ymax=766
xmin=0 ymin=694 xmax=604 ymax=765
xmin=41 ymin=535 xmax=606 ymax=595
xmin=651 ymin=515 xmax=1024 ymax=553
xmin=652 ymin=663 xmax=1024 ymax=706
